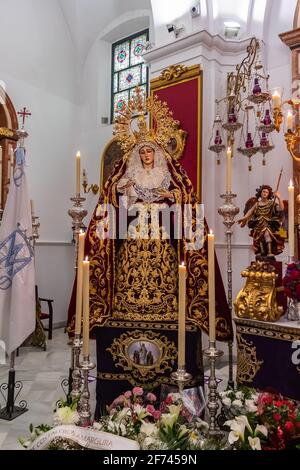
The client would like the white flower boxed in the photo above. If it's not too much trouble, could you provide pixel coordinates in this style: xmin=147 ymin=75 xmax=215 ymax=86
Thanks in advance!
xmin=235 ymin=415 xmax=252 ymax=434
xmin=245 ymin=399 xmax=258 ymax=413
xmin=255 ymin=424 xmax=268 ymax=438
xmin=160 ymin=412 xmax=179 ymax=429
xmin=219 ymin=391 xmax=226 ymax=398
xmin=119 ymin=423 xmax=127 ymax=436
xmin=140 ymin=422 xmax=159 ymax=437
xmin=248 ymin=436 xmax=261 ymax=450
xmin=114 ymin=407 xmax=131 ymax=422
xmin=93 ymin=421 xmax=104 ymax=431
xmin=222 ymin=397 xmax=232 ymax=407
xmin=54 ymin=406 xmax=80 ymax=425
xmin=133 ymin=404 xmax=149 ymax=421
xmin=232 ymin=399 xmax=243 ymax=408
xmin=235 ymin=391 xmax=243 ymax=399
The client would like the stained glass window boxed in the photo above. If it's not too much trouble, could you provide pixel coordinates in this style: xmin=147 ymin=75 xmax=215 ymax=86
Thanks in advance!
xmin=111 ymin=30 xmax=149 ymax=122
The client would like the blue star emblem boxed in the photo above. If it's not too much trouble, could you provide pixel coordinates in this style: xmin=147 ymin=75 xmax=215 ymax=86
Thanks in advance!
xmin=0 ymin=226 xmax=33 ymax=290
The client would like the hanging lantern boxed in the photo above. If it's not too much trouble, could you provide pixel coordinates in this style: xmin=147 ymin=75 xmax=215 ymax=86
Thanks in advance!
xmin=208 ymin=113 xmax=225 ymax=163
xmin=237 ymin=105 xmax=259 ymax=170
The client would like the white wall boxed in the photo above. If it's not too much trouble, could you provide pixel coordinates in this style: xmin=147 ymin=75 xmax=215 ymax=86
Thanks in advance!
xmin=0 ymin=0 xmax=79 ymax=325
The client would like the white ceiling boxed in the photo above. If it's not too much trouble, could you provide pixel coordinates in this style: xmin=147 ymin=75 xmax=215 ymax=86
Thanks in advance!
xmin=58 ymin=0 xmax=151 ymax=62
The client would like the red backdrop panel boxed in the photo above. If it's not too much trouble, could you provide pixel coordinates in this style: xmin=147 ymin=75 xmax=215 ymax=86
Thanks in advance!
xmin=152 ymin=75 xmax=202 ymax=198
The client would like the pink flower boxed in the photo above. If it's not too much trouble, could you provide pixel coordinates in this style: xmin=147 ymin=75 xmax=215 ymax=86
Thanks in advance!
xmin=273 ymin=413 xmax=282 ymax=422
xmin=124 ymin=391 xmax=132 ymax=399
xmin=146 ymin=404 xmax=156 ymax=415
xmin=146 ymin=392 xmax=157 ymax=402
xmin=152 ymin=410 xmax=161 ymax=420
xmin=132 ymin=387 xmax=143 ymax=396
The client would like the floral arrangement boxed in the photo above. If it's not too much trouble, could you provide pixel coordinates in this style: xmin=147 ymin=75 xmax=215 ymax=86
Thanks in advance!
xmin=19 ymin=388 xmax=211 ymax=450
xmin=283 ymin=261 xmax=300 ymax=300
xmin=220 ymin=388 xmax=300 ymax=450
xmin=94 ymin=386 xmax=210 ymax=450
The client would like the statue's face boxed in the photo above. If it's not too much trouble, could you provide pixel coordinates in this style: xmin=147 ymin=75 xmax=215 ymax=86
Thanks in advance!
xmin=261 ymin=188 xmax=270 ymax=199
xmin=139 ymin=146 xmax=154 ymax=167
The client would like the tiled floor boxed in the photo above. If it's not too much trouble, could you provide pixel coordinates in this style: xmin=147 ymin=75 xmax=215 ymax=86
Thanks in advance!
xmin=0 ymin=328 xmax=234 ymax=450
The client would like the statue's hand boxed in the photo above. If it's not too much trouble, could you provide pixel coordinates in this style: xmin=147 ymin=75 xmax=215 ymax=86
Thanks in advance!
xmin=119 ymin=180 xmax=134 ymax=190
xmin=237 ymin=218 xmax=247 ymax=227
xmin=157 ymin=189 xmax=173 ymax=199
xmin=274 ymin=191 xmax=281 ymax=199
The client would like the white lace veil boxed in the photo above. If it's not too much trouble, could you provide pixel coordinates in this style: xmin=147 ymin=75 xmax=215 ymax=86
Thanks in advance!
xmin=127 ymin=141 xmax=169 ymax=176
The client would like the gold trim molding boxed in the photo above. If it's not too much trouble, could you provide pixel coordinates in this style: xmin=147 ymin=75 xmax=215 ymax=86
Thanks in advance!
xmin=234 ymin=318 xmax=300 ymax=342
xmin=107 ymin=329 xmax=178 ymax=387
xmin=151 ymin=64 xmax=201 ymax=90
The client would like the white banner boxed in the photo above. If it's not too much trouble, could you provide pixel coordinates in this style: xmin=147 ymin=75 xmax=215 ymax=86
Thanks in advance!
xmin=0 ymin=148 xmax=35 ymax=354
xmin=28 ymin=425 xmax=140 ymax=450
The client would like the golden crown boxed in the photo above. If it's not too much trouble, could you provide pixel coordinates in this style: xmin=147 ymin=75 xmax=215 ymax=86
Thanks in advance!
xmin=113 ymin=87 xmax=183 ymax=154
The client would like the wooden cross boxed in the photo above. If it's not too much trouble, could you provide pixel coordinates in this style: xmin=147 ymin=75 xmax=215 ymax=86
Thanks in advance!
xmin=17 ymin=107 xmax=31 ymax=128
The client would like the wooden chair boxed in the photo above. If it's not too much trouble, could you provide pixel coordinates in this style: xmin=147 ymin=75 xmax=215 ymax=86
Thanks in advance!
xmin=36 ymin=286 xmax=54 ymax=340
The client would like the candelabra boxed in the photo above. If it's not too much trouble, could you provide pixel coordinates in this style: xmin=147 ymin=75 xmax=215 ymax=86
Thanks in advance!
xmin=82 ymin=169 xmax=99 ymax=195
xmin=218 ymin=193 xmax=240 ymax=389
xmin=203 ymin=342 xmax=224 ymax=436
xmin=171 ymin=367 xmax=192 ymax=393
xmin=78 ymin=356 xmax=95 ymax=426
xmin=272 ymin=94 xmax=300 ymax=162
xmin=209 ymin=37 xmax=275 ymax=170
xmin=66 ymin=195 xmax=87 ymax=398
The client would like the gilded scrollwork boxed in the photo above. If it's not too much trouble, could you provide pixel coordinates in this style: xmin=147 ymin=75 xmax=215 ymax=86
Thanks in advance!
xmin=0 ymin=127 xmax=14 ymax=138
xmin=236 ymin=332 xmax=263 ymax=384
xmin=234 ymin=261 xmax=283 ymax=322
xmin=159 ymin=65 xmax=188 ymax=82
xmin=107 ymin=330 xmax=177 ymax=386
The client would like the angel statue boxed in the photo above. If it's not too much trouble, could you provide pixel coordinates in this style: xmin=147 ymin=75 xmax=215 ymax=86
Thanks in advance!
xmin=238 ymin=183 xmax=285 ymax=258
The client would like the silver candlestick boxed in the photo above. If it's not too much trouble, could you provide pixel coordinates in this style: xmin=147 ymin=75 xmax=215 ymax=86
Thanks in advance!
xmin=218 ymin=192 xmax=239 ymax=389
xmin=68 ymin=194 xmax=87 ymax=270
xmin=78 ymin=356 xmax=95 ymax=427
xmin=203 ymin=342 xmax=224 ymax=436
xmin=171 ymin=366 xmax=192 ymax=393
xmin=66 ymin=194 xmax=87 ymax=397
xmin=70 ymin=334 xmax=83 ymax=401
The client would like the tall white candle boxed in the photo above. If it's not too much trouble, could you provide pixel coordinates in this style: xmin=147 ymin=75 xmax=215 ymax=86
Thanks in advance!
xmin=286 ymin=111 xmax=294 ymax=131
xmin=82 ymin=257 xmax=90 ymax=357
xmin=226 ymin=147 xmax=232 ymax=193
xmin=75 ymin=231 xmax=85 ymax=335
xmin=208 ymin=230 xmax=216 ymax=343
xmin=288 ymin=180 xmax=295 ymax=259
xmin=178 ymin=263 xmax=186 ymax=368
xmin=76 ymin=151 xmax=81 ymax=195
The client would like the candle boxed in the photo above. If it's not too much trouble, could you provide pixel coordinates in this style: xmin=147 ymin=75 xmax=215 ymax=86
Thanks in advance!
xmin=178 ymin=263 xmax=186 ymax=368
xmin=76 ymin=151 xmax=81 ymax=195
xmin=75 ymin=231 xmax=85 ymax=334
xmin=286 ymin=111 xmax=294 ymax=131
xmin=82 ymin=257 xmax=90 ymax=357
xmin=226 ymin=146 xmax=232 ymax=193
xmin=272 ymin=91 xmax=281 ymax=108
xmin=208 ymin=230 xmax=216 ymax=343
xmin=30 ymin=199 xmax=35 ymax=216
xmin=288 ymin=180 xmax=295 ymax=259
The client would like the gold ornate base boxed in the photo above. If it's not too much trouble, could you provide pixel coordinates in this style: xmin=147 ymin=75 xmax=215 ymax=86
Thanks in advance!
xmin=234 ymin=260 xmax=283 ymax=322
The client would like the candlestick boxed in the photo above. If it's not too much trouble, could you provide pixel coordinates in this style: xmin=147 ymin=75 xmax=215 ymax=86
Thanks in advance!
xmin=208 ymin=230 xmax=216 ymax=343
xmin=76 ymin=151 xmax=81 ymax=195
xmin=288 ymin=180 xmax=295 ymax=260
xmin=226 ymin=147 xmax=232 ymax=193
xmin=75 ymin=231 xmax=85 ymax=335
xmin=82 ymin=258 xmax=90 ymax=357
xmin=178 ymin=263 xmax=186 ymax=368
xmin=272 ymin=91 xmax=281 ymax=108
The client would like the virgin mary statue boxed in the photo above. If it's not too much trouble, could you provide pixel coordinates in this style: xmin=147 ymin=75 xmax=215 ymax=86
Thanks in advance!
xmin=68 ymin=91 xmax=232 ymax=343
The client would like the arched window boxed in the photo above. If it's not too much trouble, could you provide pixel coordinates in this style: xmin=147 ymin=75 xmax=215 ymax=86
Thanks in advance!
xmin=111 ymin=29 xmax=149 ymax=122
